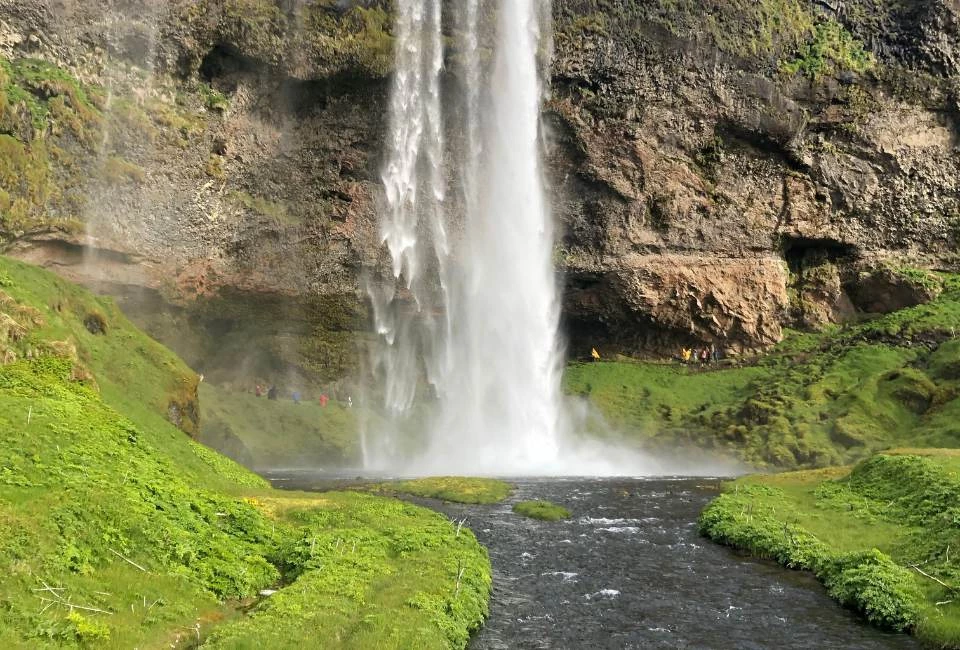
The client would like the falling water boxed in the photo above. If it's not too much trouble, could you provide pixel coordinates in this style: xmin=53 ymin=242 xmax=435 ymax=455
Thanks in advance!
xmin=369 ymin=0 xmax=569 ymax=475
xmin=429 ymin=0 xmax=564 ymax=473
xmin=366 ymin=0 xmax=448 ymax=464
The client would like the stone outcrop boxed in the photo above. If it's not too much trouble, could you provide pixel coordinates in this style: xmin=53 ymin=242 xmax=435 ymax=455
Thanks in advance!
xmin=0 ymin=0 xmax=958 ymax=381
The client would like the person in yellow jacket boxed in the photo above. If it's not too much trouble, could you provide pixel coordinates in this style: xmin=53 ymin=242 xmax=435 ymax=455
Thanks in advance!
xmin=681 ymin=348 xmax=692 ymax=363
xmin=591 ymin=348 xmax=601 ymax=361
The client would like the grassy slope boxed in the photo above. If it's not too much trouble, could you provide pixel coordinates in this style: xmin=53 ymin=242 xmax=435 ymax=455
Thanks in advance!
xmin=199 ymin=382 xmax=361 ymax=469
xmin=565 ymin=273 xmax=960 ymax=469
xmin=0 ymin=256 xmax=489 ymax=649
xmin=699 ymin=451 xmax=960 ymax=647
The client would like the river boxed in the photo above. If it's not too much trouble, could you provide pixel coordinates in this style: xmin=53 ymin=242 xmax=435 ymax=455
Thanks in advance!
xmin=269 ymin=474 xmax=919 ymax=649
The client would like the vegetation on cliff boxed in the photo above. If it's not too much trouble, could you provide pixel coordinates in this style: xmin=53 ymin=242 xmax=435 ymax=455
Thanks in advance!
xmin=0 ymin=256 xmax=490 ymax=648
xmin=566 ymin=272 xmax=960 ymax=469
xmin=180 ymin=0 xmax=394 ymax=78
xmin=0 ymin=53 xmax=216 ymax=244
xmin=556 ymin=0 xmax=876 ymax=78
xmin=699 ymin=451 xmax=960 ymax=646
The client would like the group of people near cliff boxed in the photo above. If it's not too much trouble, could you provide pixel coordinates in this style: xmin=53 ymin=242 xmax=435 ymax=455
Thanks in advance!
xmin=253 ymin=383 xmax=351 ymax=408
xmin=680 ymin=344 xmax=721 ymax=365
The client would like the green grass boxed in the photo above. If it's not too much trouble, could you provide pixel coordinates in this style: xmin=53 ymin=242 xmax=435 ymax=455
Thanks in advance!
xmin=203 ymin=492 xmax=491 ymax=649
xmin=0 ymin=257 xmax=491 ymax=648
xmin=375 ymin=478 xmax=513 ymax=505
xmin=699 ymin=452 xmax=960 ymax=646
xmin=566 ymin=275 xmax=960 ymax=469
xmin=199 ymin=382 xmax=361 ymax=469
xmin=512 ymin=501 xmax=572 ymax=522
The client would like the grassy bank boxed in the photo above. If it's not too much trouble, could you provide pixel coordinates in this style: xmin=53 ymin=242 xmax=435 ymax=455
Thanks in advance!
xmin=199 ymin=382 xmax=361 ymax=469
xmin=565 ymin=273 xmax=960 ymax=469
xmin=699 ymin=451 xmax=960 ymax=646
xmin=0 ymin=256 xmax=490 ymax=648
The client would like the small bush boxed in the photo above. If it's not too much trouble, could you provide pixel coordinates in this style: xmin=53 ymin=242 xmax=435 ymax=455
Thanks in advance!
xmin=822 ymin=550 xmax=923 ymax=631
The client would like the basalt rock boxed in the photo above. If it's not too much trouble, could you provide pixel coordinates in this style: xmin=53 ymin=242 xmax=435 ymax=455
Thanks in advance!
xmin=0 ymin=0 xmax=957 ymax=378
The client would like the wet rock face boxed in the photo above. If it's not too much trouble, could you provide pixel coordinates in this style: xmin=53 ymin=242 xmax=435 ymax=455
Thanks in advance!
xmin=1 ymin=0 xmax=959 ymax=366
xmin=548 ymin=0 xmax=960 ymax=354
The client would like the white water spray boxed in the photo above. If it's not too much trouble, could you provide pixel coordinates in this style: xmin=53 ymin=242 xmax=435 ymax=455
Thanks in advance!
xmin=370 ymin=0 xmax=666 ymax=476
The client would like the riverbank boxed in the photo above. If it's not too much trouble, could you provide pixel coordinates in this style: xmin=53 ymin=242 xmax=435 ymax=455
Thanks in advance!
xmin=0 ymin=256 xmax=489 ymax=648
xmin=565 ymin=271 xmax=960 ymax=469
xmin=699 ymin=450 xmax=960 ymax=647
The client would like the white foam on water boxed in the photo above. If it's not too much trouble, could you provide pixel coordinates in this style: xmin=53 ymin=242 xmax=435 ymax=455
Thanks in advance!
xmin=585 ymin=589 xmax=620 ymax=600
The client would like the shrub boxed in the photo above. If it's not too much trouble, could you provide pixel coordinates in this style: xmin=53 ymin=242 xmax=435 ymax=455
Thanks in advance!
xmin=822 ymin=550 xmax=923 ymax=631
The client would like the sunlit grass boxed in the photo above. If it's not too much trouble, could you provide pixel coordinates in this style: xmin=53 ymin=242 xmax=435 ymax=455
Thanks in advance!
xmin=702 ymin=451 xmax=960 ymax=645
xmin=374 ymin=477 xmax=513 ymax=505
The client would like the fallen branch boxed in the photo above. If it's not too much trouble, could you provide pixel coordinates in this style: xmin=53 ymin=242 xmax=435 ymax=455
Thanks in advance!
xmin=935 ymin=600 xmax=954 ymax=607
xmin=109 ymin=548 xmax=147 ymax=573
xmin=38 ymin=597 xmax=112 ymax=615
xmin=910 ymin=565 xmax=957 ymax=592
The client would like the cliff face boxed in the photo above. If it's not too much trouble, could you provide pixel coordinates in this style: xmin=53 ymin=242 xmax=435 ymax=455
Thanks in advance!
xmin=550 ymin=0 xmax=960 ymax=354
xmin=1 ymin=0 xmax=958 ymax=383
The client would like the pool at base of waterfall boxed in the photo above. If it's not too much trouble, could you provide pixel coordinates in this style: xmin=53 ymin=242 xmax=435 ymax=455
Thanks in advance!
xmin=269 ymin=475 xmax=919 ymax=650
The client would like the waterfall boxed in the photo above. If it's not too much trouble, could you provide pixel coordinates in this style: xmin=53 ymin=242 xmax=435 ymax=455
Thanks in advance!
xmin=370 ymin=0 xmax=565 ymax=475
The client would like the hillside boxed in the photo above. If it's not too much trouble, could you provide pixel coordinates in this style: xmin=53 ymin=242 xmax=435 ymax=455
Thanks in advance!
xmin=566 ymin=269 xmax=960 ymax=469
xmin=0 ymin=256 xmax=489 ymax=648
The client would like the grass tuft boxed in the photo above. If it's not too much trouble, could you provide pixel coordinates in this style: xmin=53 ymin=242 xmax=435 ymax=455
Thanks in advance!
xmin=512 ymin=500 xmax=572 ymax=521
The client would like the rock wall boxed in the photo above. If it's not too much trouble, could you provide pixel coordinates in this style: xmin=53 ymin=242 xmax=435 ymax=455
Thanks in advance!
xmin=1 ymin=0 xmax=958 ymax=381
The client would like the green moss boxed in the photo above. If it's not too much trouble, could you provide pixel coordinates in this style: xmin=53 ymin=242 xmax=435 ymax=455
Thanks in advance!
xmin=205 ymin=153 xmax=227 ymax=180
xmin=198 ymin=82 xmax=230 ymax=113
xmin=560 ymin=0 xmax=816 ymax=64
xmin=0 ymin=135 xmax=59 ymax=236
xmin=227 ymin=189 xmax=294 ymax=224
xmin=200 ymin=0 xmax=395 ymax=78
xmin=699 ymin=452 xmax=960 ymax=644
xmin=1 ymin=58 xmax=102 ymax=137
xmin=0 ymin=56 xmax=108 ymax=240
xmin=204 ymin=492 xmax=491 ymax=649
xmin=100 ymin=156 xmax=146 ymax=185
xmin=378 ymin=477 xmax=513 ymax=505
xmin=781 ymin=19 xmax=876 ymax=79
xmin=512 ymin=500 xmax=572 ymax=521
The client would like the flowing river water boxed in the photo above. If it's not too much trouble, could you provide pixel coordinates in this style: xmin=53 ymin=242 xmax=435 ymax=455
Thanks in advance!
xmin=269 ymin=474 xmax=919 ymax=649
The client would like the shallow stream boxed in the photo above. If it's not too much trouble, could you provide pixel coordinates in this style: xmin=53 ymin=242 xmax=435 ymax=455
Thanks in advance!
xmin=271 ymin=475 xmax=918 ymax=649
